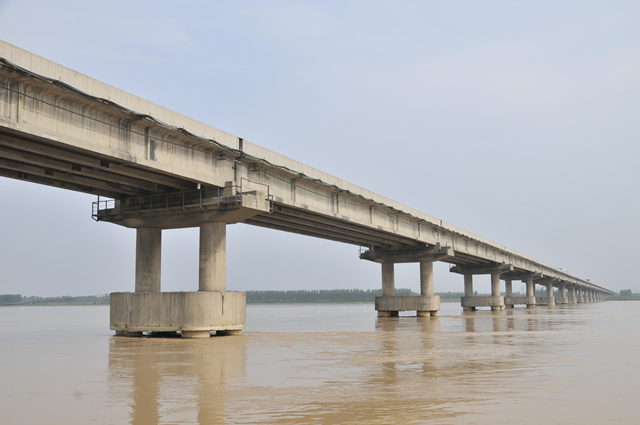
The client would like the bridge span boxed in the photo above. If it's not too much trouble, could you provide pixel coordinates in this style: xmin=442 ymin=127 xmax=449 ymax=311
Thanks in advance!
xmin=0 ymin=40 xmax=615 ymax=337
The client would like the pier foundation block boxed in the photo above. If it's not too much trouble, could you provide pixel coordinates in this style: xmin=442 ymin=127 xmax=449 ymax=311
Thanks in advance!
xmin=461 ymin=296 xmax=504 ymax=310
xmin=110 ymin=291 xmax=245 ymax=336
xmin=375 ymin=295 xmax=440 ymax=317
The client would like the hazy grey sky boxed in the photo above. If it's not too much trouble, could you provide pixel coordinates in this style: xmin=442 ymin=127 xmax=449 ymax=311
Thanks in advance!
xmin=0 ymin=1 xmax=638 ymax=296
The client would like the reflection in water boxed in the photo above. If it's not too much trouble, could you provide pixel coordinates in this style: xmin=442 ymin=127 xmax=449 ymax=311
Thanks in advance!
xmin=108 ymin=335 xmax=246 ymax=424
xmin=527 ymin=308 xmax=538 ymax=332
xmin=105 ymin=311 xmax=560 ymax=424
xmin=108 ymin=314 xmax=534 ymax=424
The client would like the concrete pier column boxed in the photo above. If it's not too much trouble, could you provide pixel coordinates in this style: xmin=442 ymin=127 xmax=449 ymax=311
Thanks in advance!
xmin=378 ymin=262 xmax=397 ymax=317
xmin=135 ymin=228 xmax=162 ymax=293
xmin=525 ymin=278 xmax=536 ymax=309
xmin=417 ymin=261 xmax=438 ymax=317
xmin=199 ymin=222 xmax=226 ymax=292
xmin=491 ymin=272 xmax=502 ymax=311
xmin=505 ymin=279 xmax=514 ymax=309
xmin=382 ymin=262 xmax=395 ymax=296
xmin=463 ymin=274 xmax=475 ymax=312
xmin=557 ymin=283 xmax=568 ymax=304
xmin=546 ymin=282 xmax=555 ymax=306
xmin=568 ymin=286 xmax=576 ymax=304
xmin=419 ymin=261 xmax=434 ymax=297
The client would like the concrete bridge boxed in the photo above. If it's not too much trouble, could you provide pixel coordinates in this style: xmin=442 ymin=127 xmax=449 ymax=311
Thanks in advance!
xmin=0 ymin=40 xmax=615 ymax=337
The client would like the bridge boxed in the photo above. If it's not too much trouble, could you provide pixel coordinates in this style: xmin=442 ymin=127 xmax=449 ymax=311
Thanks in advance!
xmin=0 ymin=40 xmax=615 ymax=337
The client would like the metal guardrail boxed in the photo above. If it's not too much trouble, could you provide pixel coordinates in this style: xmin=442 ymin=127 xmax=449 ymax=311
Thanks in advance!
xmin=92 ymin=178 xmax=271 ymax=221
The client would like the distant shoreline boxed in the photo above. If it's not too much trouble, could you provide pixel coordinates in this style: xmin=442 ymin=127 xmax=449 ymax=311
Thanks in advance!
xmin=3 ymin=290 xmax=634 ymax=307
xmin=2 ymin=299 xmax=466 ymax=307
xmin=1 ymin=289 xmax=469 ymax=306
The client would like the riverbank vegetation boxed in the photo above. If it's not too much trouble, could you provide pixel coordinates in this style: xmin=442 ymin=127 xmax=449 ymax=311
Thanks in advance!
xmin=4 ymin=289 xmax=632 ymax=305
xmin=0 ymin=294 xmax=111 ymax=306
xmin=1 ymin=290 xmax=469 ymax=305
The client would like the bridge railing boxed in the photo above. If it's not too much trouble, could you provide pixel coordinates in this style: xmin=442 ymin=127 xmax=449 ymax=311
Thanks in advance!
xmin=92 ymin=179 xmax=272 ymax=220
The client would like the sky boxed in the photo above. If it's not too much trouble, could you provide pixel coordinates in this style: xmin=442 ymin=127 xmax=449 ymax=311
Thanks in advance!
xmin=0 ymin=0 xmax=638 ymax=297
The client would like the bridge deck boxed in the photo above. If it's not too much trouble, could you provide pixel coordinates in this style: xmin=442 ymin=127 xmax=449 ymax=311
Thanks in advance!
xmin=0 ymin=39 xmax=614 ymax=295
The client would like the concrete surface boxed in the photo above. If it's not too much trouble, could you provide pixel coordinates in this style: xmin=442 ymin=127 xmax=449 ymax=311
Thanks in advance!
xmin=110 ymin=291 xmax=245 ymax=335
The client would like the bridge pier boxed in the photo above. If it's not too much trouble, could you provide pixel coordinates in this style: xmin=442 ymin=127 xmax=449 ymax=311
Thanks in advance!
xmin=135 ymin=228 xmax=162 ymax=293
xmin=490 ymin=272 xmax=502 ymax=311
xmin=535 ymin=279 xmax=556 ymax=306
xmin=556 ymin=283 xmax=568 ymax=304
xmin=378 ymin=262 xmax=398 ymax=317
xmin=577 ymin=289 xmax=585 ymax=303
xmin=102 ymin=183 xmax=271 ymax=338
xmin=567 ymin=286 xmax=577 ymax=304
xmin=374 ymin=260 xmax=440 ymax=317
xmin=504 ymin=279 xmax=514 ymax=309
xmin=546 ymin=282 xmax=555 ymax=306
xmin=111 ymin=221 xmax=246 ymax=338
xmin=450 ymin=264 xmax=509 ymax=312
xmin=361 ymin=246 xmax=449 ymax=318
xmin=525 ymin=278 xmax=536 ymax=309
xmin=463 ymin=274 xmax=474 ymax=312
xmin=199 ymin=221 xmax=226 ymax=292
xmin=417 ymin=260 xmax=438 ymax=317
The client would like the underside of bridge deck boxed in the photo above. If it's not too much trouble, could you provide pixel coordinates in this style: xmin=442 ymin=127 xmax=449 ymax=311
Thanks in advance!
xmin=0 ymin=127 xmax=199 ymax=198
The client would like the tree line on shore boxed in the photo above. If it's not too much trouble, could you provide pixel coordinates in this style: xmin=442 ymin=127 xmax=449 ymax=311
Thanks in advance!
xmin=0 ymin=294 xmax=111 ymax=306
xmin=3 ymin=289 xmax=633 ymax=306
xmin=245 ymin=289 xmax=468 ymax=303
xmin=1 ymin=290 xmax=468 ymax=305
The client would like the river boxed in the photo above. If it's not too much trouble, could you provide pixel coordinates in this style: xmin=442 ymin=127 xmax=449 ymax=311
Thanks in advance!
xmin=0 ymin=301 xmax=638 ymax=424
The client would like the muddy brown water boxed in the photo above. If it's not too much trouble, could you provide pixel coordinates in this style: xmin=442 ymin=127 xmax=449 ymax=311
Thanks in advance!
xmin=1 ymin=302 xmax=638 ymax=424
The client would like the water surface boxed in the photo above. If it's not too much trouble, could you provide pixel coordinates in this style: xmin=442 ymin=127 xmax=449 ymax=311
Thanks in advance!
xmin=0 ymin=302 xmax=638 ymax=424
